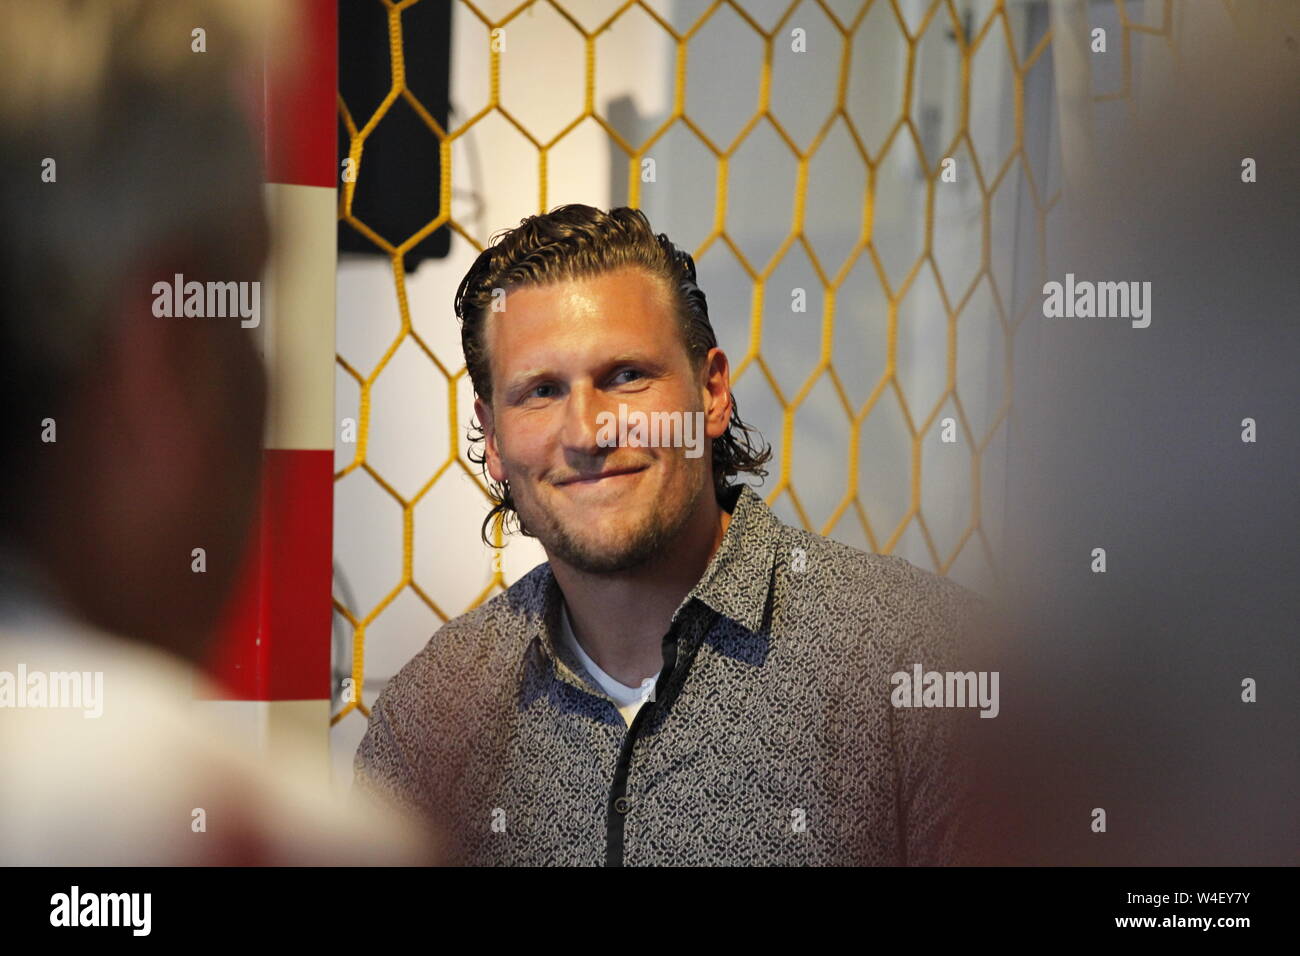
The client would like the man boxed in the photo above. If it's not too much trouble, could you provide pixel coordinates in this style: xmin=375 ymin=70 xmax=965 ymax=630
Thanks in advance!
xmin=355 ymin=204 xmax=986 ymax=865
xmin=0 ymin=0 xmax=427 ymax=864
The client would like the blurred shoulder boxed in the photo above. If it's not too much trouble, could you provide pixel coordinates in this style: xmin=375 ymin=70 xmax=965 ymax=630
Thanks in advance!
xmin=0 ymin=616 xmax=423 ymax=864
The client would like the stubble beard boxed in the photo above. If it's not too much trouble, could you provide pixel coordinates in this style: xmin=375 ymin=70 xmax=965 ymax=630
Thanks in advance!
xmin=522 ymin=459 xmax=709 ymax=575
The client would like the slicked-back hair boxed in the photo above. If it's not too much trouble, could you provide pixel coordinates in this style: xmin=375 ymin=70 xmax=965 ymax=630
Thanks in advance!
xmin=454 ymin=204 xmax=771 ymax=545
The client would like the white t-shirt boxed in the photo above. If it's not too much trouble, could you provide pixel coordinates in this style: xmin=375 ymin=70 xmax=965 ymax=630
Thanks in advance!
xmin=558 ymin=602 xmax=659 ymax=727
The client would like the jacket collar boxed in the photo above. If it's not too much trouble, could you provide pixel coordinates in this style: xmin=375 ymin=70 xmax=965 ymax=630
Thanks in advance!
xmin=679 ymin=483 xmax=779 ymax=635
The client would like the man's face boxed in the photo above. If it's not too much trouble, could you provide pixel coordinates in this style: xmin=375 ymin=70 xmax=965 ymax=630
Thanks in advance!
xmin=475 ymin=265 xmax=728 ymax=574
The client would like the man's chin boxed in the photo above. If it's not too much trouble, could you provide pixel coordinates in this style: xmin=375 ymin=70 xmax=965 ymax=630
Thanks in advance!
xmin=543 ymin=521 xmax=666 ymax=575
xmin=555 ymin=550 xmax=651 ymax=576
xmin=519 ymin=472 xmax=705 ymax=574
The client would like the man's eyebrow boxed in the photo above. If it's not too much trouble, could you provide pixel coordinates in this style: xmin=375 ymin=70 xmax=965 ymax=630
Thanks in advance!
xmin=502 ymin=368 xmax=552 ymax=400
xmin=591 ymin=352 xmax=674 ymax=378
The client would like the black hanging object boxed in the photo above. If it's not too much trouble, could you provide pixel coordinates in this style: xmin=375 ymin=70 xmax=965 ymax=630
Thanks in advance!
xmin=337 ymin=0 xmax=453 ymax=271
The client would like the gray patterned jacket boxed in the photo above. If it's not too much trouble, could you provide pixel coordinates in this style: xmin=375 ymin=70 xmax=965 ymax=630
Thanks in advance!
xmin=354 ymin=482 xmax=985 ymax=865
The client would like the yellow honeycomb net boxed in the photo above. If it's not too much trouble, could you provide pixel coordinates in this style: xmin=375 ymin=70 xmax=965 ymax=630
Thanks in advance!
xmin=332 ymin=0 xmax=1234 ymax=726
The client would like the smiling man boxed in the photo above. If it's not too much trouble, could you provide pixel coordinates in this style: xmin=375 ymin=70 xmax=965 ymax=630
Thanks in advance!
xmin=355 ymin=204 xmax=987 ymax=866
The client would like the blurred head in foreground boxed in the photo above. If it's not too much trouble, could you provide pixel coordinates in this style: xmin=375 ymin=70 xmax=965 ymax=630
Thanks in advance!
xmin=0 ymin=0 xmax=269 ymax=661
xmin=0 ymin=0 xmax=431 ymax=864
xmin=955 ymin=1 xmax=1300 ymax=865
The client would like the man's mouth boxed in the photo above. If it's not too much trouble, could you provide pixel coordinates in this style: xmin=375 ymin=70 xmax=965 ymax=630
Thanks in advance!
xmin=554 ymin=465 xmax=648 ymax=487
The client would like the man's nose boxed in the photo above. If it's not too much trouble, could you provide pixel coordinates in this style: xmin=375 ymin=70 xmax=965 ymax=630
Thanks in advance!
xmin=560 ymin=384 xmax=613 ymax=456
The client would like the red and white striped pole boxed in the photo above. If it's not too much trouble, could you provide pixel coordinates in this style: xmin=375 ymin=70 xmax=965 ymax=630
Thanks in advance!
xmin=200 ymin=0 xmax=338 ymax=771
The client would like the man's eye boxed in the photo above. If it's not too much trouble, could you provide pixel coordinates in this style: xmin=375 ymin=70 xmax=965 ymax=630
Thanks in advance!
xmin=531 ymin=383 xmax=558 ymax=399
xmin=611 ymin=368 xmax=643 ymax=385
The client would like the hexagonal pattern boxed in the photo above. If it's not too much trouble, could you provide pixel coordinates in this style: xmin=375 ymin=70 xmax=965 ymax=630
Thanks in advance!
xmin=333 ymin=0 xmax=1220 ymax=727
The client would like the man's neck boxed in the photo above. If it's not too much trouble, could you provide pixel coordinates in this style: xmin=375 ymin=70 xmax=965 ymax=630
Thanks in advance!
xmin=549 ymin=493 xmax=732 ymax=688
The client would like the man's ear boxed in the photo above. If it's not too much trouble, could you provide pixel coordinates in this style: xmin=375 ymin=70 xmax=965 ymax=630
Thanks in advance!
xmin=700 ymin=347 xmax=733 ymax=441
xmin=474 ymin=395 xmax=507 ymax=483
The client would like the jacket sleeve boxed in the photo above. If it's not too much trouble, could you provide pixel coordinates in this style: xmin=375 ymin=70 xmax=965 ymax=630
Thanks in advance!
xmin=352 ymin=692 xmax=426 ymax=819
xmin=894 ymin=688 xmax=970 ymax=865
xmin=891 ymin=576 xmax=988 ymax=866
